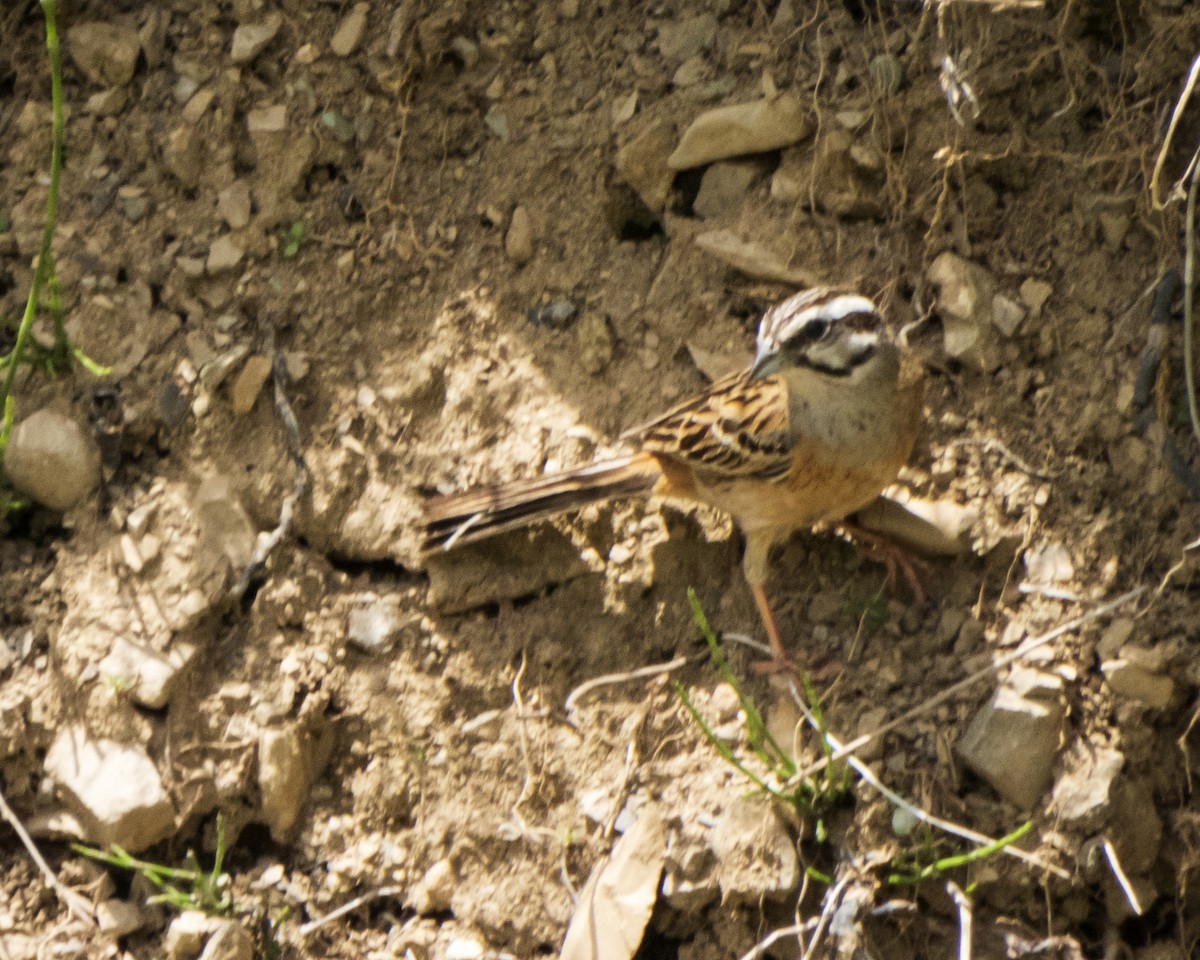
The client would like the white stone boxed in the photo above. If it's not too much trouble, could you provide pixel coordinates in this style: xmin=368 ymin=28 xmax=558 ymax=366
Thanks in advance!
xmin=445 ymin=939 xmax=484 ymax=960
xmin=991 ymin=293 xmax=1026 ymax=337
xmin=1050 ymin=744 xmax=1124 ymax=828
xmin=43 ymin=727 xmax=174 ymax=852
xmin=98 ymin=637 xmax=196 ymax=709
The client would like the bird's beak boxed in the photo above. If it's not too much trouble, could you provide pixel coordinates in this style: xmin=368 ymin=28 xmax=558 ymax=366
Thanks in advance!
xmin=748 ymin=349 xmax=782 ymax=381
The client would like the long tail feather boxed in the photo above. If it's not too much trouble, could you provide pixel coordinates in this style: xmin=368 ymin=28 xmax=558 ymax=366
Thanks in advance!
xmin=421 ymin=452 xmax=661 ymax=553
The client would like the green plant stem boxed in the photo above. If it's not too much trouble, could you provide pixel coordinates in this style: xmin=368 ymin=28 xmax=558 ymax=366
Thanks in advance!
xmin=886 ymin=820 xmax=1033 ymax=885
xmin=0 ymin=0 xmax=63 ymax=454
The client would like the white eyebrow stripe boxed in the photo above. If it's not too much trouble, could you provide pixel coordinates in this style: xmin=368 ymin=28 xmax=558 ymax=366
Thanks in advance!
xmin=813 ymin=295 xmax=876 ymax=320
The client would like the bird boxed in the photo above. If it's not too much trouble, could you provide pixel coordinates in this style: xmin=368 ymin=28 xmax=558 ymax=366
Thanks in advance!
xmin=421 ymin=287 xmax=924 ymax=669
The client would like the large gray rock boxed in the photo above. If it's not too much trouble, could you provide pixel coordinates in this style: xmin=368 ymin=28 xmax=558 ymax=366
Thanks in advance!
xmin=43 ymin=726 xmax=174 ymax=852
xmin=956 ymin=666 xmax=1064 ymax=808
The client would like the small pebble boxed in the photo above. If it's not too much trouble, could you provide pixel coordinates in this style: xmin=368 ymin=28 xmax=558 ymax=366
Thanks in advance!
xmin=504 ymin=207 xmax=534 ymax=265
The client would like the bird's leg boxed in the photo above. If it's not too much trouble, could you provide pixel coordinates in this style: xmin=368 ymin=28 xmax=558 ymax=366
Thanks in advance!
xmin=750 ymin=581 xmax=790 ymax=665
xmin=742 ymin=532 xmax=795 ymax=673
xmin=840 ymin=522 xmax=929 ymax=603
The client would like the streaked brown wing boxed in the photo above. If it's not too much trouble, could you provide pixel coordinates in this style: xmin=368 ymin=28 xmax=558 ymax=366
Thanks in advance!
xmin=627 ymin=369 xmax=794 ymax=480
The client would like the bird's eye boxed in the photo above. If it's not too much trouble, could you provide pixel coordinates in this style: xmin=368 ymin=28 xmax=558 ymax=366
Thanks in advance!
xmin=806 ymin=317 xmax=831 ymax=340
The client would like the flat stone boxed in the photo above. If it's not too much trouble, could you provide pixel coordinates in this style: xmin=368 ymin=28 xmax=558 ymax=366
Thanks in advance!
xmin=230 ymin=354 xmax=273 ymax=415
xmin=615 ymin=118 xmax=676 ymax=213
xmin=68 ymin=22 xmax=141 ymax=87
xmin=1107 ymin=778 xmax=1161 ymax=875
xmin=3 ymin=409 xmax=101 ymax=511
xmin=669 ymin=94 xmax=811 ymax=170
xmin=230 ymin=13 xmax=283 ymax=65
xmin=330 ymin=3 xmax=370 ymax=57
xmin=1102 ymin=660 xmax=1175 ymax=708
xmin=425 ymin=527 xmax=591 ymax=613
xmin=43 ymin=726 xmax=174 ymax=852
xmin=855 ymin=495 xmax=976 ymax=556
xmin=693 ymin=229 xmax=817 ymax=285
xmin=956 ymin=666 xmax=1063 ymax=808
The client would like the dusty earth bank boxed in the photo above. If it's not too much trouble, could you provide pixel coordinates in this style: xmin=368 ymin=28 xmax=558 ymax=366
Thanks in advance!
xmin=4 ymin=1 xmax=1200 ymax=958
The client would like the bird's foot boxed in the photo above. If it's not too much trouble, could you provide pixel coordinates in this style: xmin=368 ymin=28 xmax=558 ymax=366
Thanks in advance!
xmin=840 ymin=522 xmax=930 ymax=603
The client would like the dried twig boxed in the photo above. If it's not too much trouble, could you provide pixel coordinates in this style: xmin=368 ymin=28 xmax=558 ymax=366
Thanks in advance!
xmin=1102 ymin=838 xmax=1143 ymax=916
xmin=297 ymin=885 xmax=404 ymax=936
xmin=0 ymin=787 xmax=96 ymax=926
xmin=737 ymin=923 xmax=815 ymax=960
xmin=563 ymin=656 xmax=691 ymax=725
xmin=948 ymin=881 xmax=973 ymax=960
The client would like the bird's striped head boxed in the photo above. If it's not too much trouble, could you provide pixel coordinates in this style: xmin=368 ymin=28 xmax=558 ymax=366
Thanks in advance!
xmin=749 ymin=288 xmax=884 ymax=380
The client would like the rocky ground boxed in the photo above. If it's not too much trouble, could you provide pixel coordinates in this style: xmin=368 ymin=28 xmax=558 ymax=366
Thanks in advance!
xmin=3 ymin=1 xmax=1200 ymax=958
